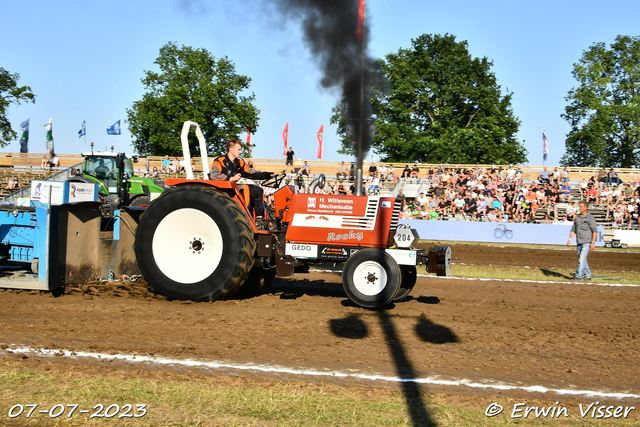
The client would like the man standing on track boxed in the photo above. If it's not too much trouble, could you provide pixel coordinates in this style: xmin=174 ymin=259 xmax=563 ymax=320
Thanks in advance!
xmin=284 ymin=147 xmax=297 ymax=174
xmin=567 ymin=201 xmax=598 ymax=280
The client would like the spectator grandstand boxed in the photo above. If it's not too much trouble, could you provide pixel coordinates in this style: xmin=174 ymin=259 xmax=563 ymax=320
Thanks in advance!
xmin=1 ymin=152 xmax=638 ymax=230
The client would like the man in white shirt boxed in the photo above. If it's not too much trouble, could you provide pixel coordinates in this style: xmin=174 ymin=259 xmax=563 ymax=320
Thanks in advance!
xmin=50 ymin=154 xmax=59 ymax=171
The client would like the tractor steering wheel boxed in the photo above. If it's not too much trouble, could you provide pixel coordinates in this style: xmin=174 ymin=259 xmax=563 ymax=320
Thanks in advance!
xmin=94 ymin=167 xmax=109 ymax=178
xmin=261 ymin=173 xmax=285 ymax=189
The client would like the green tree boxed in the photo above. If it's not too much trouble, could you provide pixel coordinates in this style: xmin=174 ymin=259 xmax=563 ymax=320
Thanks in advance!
xmin=333 ymin=34 xmax=527 ymax=164
xmin=127 ymin=42 xmax=259 ymax=156
xmin=561 ymin=35 xmax=640 ymax=168
xmin=0 ymin=67 xmax=36 ymax=147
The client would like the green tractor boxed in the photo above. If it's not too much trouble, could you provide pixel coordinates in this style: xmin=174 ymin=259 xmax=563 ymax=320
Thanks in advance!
xmin=69 ymin=152 xmax=164 ymax=210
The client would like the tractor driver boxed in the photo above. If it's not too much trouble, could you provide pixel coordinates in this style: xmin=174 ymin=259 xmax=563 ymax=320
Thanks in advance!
xmin=210 ymin=139 xmax=278 ymax=220
xmin=94 ymin=159 xmax=112 ymax=178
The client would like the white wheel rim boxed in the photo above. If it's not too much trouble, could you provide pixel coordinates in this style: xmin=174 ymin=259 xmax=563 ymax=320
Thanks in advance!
xmin=152 ymin=208 xmax=223 ymax=284
xmin=352 ymin=260 xmax=387 ymax=296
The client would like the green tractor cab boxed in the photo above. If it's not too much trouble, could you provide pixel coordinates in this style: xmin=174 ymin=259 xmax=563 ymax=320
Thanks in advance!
xmin=69 ymin=152 xmax=164 ymax=210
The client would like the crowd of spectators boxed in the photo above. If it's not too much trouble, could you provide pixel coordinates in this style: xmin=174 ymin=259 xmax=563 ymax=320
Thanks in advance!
xmin=143 ymin=155 xmax=195 ymax=178
xmin=388 ymin=164 xmax=640 ymax=228
xmin=262 ymin=162 xmax=639 ymax=228
xmin=136 ymin=155 xmax=640 ymax=229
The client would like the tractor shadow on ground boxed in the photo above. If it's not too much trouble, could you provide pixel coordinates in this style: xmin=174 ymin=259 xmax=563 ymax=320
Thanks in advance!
xmin=329 ymin=314 xmax=369 ymax=339
xmin=265 ymin=278 xmax=347 ymax=300
xmin=540 ymin=269 xmax=574 ymax=280
xmin=329 ymin=313 xmax=456 ymax=426
xmin=414 ymin=314 xmax=458 ymax=344
xmin=329 ymin=310 xmax=442 ymax=426
xmin=263 ymin=278 xmax=444 ymax=309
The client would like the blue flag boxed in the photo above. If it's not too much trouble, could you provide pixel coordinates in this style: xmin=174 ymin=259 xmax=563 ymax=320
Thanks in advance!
xmin=79 ymin=120 xmax=86 ymax=138
xmin=106 ymin=119 xmax=121 ymax=135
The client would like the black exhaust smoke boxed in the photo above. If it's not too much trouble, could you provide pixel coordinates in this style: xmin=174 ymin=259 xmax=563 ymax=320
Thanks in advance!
xmin=269 ymin=0 xmax=376 ymax=170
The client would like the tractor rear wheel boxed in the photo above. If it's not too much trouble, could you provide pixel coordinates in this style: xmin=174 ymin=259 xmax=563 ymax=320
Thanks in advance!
xmin=342 ymin=248 xmax=401 ymax=308
xmin=394 ymin=265 xmax=417 ymax=301
xmin=135 ymin=185 xmax=256 ymax=301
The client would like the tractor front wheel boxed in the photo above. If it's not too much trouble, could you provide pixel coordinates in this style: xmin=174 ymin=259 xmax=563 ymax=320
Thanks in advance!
xmin=129 ymin=195 xmax=149 ymax=207
xmin=135 ymin=185 xmax=256 ymax=301
xmin=342 ymin=249 xmax=401 ymax=308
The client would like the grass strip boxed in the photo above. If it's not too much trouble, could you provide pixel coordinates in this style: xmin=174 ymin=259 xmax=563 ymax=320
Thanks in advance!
xmin=448 ymin=264 xmax=639 ymax=285
xmin=1 ymin=367 xmax=638 ymax=426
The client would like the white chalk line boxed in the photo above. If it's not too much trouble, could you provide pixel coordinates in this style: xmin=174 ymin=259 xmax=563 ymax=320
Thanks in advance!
xmin=5 ymin=346 xmax=639 ymax=400
xmin=421 ymin=275 xmax=640 ymax=288
xmin=311 ymin=269 xmax=639 ymax=288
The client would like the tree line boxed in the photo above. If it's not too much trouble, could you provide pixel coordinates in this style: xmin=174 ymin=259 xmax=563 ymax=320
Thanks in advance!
xmin=1 ymin=35 xmax=639 ymax=167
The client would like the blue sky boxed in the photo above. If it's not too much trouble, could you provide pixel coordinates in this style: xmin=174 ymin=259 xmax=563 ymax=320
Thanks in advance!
xmin=2 ymin=0 xmax=639 ymax=166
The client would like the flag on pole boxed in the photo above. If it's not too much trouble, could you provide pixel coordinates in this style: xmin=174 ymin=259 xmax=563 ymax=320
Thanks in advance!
xmin=317 ymin=124 xmax=324 ymax=159
xmin=19 ymin=119 xmax=29 ymax=153
xmin=78 ymin=120 xmax=86 ymax=138
xmin=107 ymin=119 xmax=121 ymax=135
xmin=282 ymin=122 xmax=289 ymax=155
xmin=542 ymin=127 xmax=549 ymax=162
xmin=246 ymin=126 xmax=252 ymax=157
xmin=44 ymin=118 xmax=54 ymax=154
xmin=356 ymin=0 xmax=365 ymax=40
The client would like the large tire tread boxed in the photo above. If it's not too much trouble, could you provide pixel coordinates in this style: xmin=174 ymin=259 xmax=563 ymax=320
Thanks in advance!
xmin=135 ymin=184 xmax=256 ymax=301
xmin=217 ymin=191 xmax=256 ymax=298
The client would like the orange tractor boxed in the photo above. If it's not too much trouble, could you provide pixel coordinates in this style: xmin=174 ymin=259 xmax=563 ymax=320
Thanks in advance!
xmin=134 ymin=122 xmax=450 ymax=308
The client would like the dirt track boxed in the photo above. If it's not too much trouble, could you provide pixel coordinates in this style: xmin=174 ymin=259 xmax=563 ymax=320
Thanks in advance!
xmin=1 ymin=243 xmax=639 ymax=419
